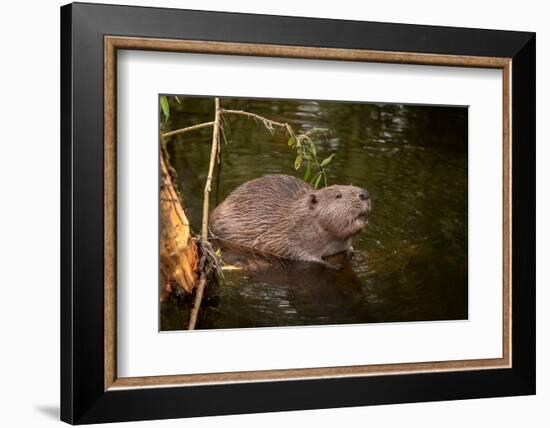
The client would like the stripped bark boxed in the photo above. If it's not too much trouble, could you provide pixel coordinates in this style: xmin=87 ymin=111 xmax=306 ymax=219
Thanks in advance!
xmin=159 ymin=147 xmax=199 ymax=301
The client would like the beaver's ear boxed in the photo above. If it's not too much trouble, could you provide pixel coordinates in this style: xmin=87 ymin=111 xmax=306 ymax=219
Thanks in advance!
xmin=308 ymin=193 xmax=318 ymax=208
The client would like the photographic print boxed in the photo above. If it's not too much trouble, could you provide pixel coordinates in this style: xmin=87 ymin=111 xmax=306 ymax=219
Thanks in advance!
xmin=159 ymin=95 xmax=468 ymax=331
xmin=62 ymin=6 xmax=535 ymax=422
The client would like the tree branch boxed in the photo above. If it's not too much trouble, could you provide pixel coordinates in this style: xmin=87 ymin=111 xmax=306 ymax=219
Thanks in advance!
xmin=188 ymin=98 xmax=221 ymax=330
xmin=219 ymin=108 xmax=294 ymax=137
xmin=201 ymin=100 xmax=221 ymax=240
xmin=161 ymin=121 xmax=214 ymax=139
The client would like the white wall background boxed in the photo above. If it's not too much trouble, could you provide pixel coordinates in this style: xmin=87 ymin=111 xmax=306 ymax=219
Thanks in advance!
xmin=0 ymin=0 xmax=546 ymax=426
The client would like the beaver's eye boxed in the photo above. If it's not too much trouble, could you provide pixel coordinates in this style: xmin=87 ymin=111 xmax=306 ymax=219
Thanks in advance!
xmin=335 ymin=193 xmax=342 ymax=199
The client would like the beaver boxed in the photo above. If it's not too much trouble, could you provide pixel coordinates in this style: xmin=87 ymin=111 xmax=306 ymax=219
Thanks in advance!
xmin=209 ymin=174 xmax=371 ymax=267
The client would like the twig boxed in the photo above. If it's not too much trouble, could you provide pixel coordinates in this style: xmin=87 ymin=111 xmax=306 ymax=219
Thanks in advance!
xmin=188 ymin=98 xmax=221 ymax=330
xmin=219 ymin=108 xmax=295 ymax=137
xmin=189 ymin=275 xmax=207 ymax=330
xmin=201 ymin=99 xmax=221 ymax=240
xmin=162 ymin=121 xmax=214 ymax=139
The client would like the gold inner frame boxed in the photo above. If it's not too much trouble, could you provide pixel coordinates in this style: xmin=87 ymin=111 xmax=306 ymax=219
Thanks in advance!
xmin=104 ymin=36 xmax=512 ymax=391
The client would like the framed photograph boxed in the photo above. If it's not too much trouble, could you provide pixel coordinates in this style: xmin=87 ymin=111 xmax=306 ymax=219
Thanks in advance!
xmin=61 ymin=2 xmax=535 ymax=424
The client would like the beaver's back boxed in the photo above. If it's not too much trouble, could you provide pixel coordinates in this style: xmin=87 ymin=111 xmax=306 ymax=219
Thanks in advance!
xmin=209 ymin=174 xmax=311 ymax=246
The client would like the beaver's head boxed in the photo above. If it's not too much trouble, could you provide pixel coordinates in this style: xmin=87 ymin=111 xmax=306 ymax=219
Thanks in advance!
xmin=307 ymin=184 xmax=372 ymax=239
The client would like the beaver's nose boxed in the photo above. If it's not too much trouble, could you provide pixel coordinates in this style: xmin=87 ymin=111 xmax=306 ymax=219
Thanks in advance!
xmin=359 ymin=189 xmax=370 ymax=200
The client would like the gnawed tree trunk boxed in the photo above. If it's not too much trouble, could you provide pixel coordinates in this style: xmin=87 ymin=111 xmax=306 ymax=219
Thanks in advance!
xmin=159 ymin=151 xmax=199 ymax=302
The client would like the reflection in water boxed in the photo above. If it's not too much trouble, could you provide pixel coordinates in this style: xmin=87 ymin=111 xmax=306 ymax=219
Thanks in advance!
xmin=199 ymin=242 xmax=365 ymax=328
xmin=160 ymin=96 xmax=468 ymax=330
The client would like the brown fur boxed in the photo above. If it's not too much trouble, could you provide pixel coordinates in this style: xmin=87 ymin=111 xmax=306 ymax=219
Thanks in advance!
xmin=209 ymin=174 xmax=371 ymax=265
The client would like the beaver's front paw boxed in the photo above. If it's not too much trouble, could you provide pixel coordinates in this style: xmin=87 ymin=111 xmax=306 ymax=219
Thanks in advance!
xmin=345 ymin=247 xmax=355 ymax=260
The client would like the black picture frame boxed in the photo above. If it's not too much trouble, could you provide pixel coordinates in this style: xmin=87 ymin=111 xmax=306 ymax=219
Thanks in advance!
xmin=61 ymin=2 xmax=535 ymax=424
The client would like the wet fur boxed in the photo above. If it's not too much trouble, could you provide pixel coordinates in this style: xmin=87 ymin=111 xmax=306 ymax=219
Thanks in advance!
xmin=209 ymin=174 xmax=370 ymax=265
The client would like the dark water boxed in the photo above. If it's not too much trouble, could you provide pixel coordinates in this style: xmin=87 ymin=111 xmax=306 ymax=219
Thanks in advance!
xmin=160 ymin=96 xmax=468 ymax=330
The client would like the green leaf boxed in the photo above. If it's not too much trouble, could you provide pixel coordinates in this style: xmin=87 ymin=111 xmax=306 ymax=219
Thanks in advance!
xmin=309 ymin=171 xmax=321 ymax=184
xmin=320 ymin=153 xmax=335 ymax=167
xmin=294 ymin=154 xmax=303 ymax=170
xmin=174 ymin=96 xmax=181 ymax=104
xmin=303 ymin=161 xmax=311 ymax=181
xmin=160 ymin=96 xmax=170 ymax=121
xmin=313 ymin=173 xmax=323 ymax=189
xmin=308 ymin=140 xmax=317 ymax=157
xmin=288 ymin=136 xmax=297 ymax=147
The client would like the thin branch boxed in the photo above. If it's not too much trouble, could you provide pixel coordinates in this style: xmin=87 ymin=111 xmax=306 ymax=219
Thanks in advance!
xmin=220 ymin=108 xmax=295 ymax=137
xmin=219 ymin=116 xmax=229 ymax=146
xmin=201 ymin=99 xmax=221 ymax=240
xmin=188 ymin=98 xmax=221 ymax=331
xmin=161 ymin=121 xmax=214 ymax=139
xmin=188 ymin=275 xmax=207 ymax=330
